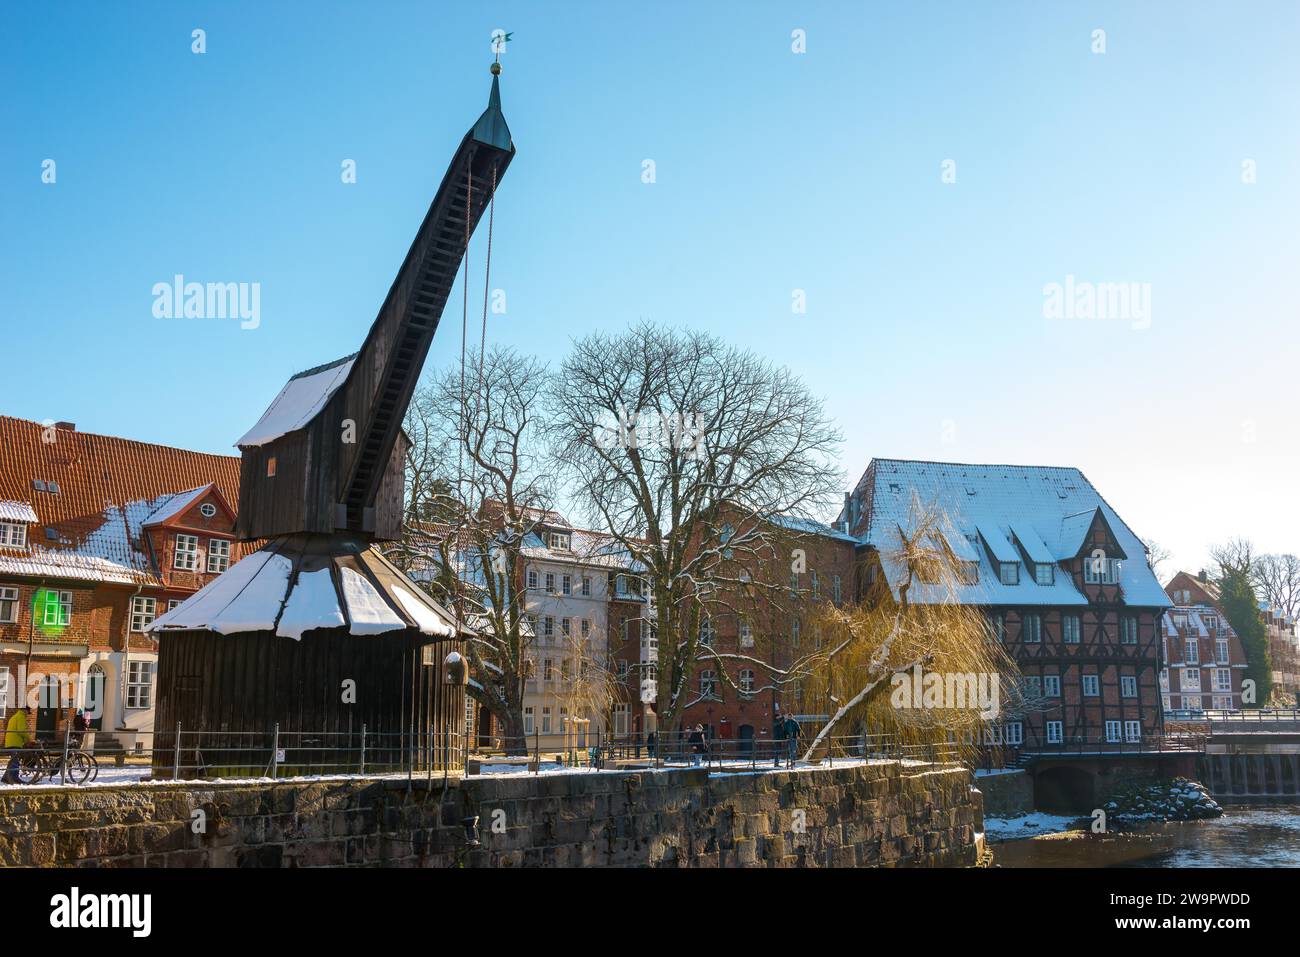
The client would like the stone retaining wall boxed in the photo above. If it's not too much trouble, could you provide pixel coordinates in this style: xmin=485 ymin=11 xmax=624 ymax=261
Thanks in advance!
xmin=0 ymin=760 xmax=982 ymax=868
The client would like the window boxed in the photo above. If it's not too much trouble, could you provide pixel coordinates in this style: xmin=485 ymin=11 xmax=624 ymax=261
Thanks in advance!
xmin=1062 ymin=615 xmax=1081 ymax=644
xmin=0 ymin=523 xmax=27 ymax=548
xmin=699 ymin=669 xmax=717 ymax=699
xmin=527 ymin=569 xmax=538 ymax=589
xmin=174 ymin=534 xmax=199 ymax=570
xmin=207 ymin=539 xmax=230 ymax=573
xmin=168 ymin=599 xmax=183 ymax=611
xmin=130 ymin=596 xmax=156 ymax=632
xmin=266 ymin=457 xmax=277 ymax=478
xmin=543 ymin=659 xmax=554 ymax=682
xmin=43 ymin=590 xmax=72 ymax=627
xmin=581 ymin=619 xmax=590 ymax=639
xmin=1005 ymin=722 xmax=1023 ymax=746
xmin=1105 ymin=721 xmax=1121 ymax=743
xmin=789 ymin=571 xmax=799 ymax=598
xmin=0 ymin=665 xmax=10 ymax=712
xmin=1081 ymin=674 xmax=1099 ymax=697
xmin=548 ymin=532 xmax=571 ymax=551
xmin=1180 ymin=668 xmax=1201 ymax=692
xmin=1023 ymin=675 xmax=1042 ymax=698
xmin=1084 ymin=556 xmax=1121 ymax=585
xmin=1022 ymin=614 xmax=1042 ymax=644
xmin=561 ymin=617 xmax=572 ymax=637
xmin=1120 ymin=617 xmax=1138 ymax=645
xmin=991 ymin=614 xmax=1005 ymax=642
xmin=612 ymin=703 xmax=629 ymax=736
xmin=1046 ymin=720 xmax=1063 ymax=744
xmin=541 ymin=707 xmax=552 ymax=734
xmin=999 ymin=562 xmax=1020 ymax=585
xmin=699 ymin=616 xmax=714 ymax=643
xmin=791 ymin=617 xmax=801 ymax=647
xmin=524 ymin=707 xmax=534 ymax=735
xmin=1044 ymin=674 xmax=1061 ymax=697
xmin=811 ymin=570 xmax=820 ymax=599
xmin=1124 ymin=720 xmax=1141 ymax=744
xmin=581 ymin=576 xmax=591 ymax=597
xmin=832 ymin=575 xmax=842 ymax=605
xmin=739 ymin=618 xmax=753 ymax=648
xmin=544 ymin=573 xmax=555 ymax=593
xmin=739 ymin=669 xmax=755 ymax=698
xmin=1120 ymin=675 xmax=1137 ymax=698
xmin=126 ymin=661 xmax=153 ymax=709
xmin=1184 ymin=637 xmax=1198 ymax=664
xmin=1216 ymin=639 xmax=1229 ymax=664
xmin=1164 ymin=695 xmax=1173 ymax=711
xmin=1035 ymin=563 xmax=1054 ymax=586
xmin=542 ymin=616 xmax=554 ymax=639
xmin=561 ymin=575 xmax=571 ymax=596
xmin=199 ymin=502 xmax=217 ymax=518
xmin=1213 ymin=668 xmax=1232 ymax=693
xmin=0 ymin=587 xmax=17 ymax=624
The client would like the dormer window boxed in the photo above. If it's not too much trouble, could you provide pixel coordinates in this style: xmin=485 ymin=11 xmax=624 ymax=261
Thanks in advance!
xmin=1034 ymin=563 xmax=1055 ymax=586
xmin=0 ymin=522 xmax=28 ymax=549
xmin=959 ymin=562 xmax=979 ymax=585
xmin=1084 ymin=556 xmax=1122 ymax=585
xmin=999 ymin=562 xmax=1020 ymax=585
xmin=548 ymin=531 xmax=571 ymax=551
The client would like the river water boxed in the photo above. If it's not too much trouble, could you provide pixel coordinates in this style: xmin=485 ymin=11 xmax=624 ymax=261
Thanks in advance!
xmin=993 ymin=805 xmax=1300 ymax=867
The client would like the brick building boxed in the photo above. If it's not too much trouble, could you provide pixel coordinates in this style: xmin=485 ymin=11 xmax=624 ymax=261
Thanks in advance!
xmin=1159 ymin=591 xmax=1247 ymax=712
xmin=0 ymin=416 xmax=240 ymax=750
xmin=839 ymin=459 xmax=1172 ymax=754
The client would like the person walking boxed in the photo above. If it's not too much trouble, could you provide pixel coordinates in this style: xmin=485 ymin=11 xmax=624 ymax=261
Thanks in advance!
xmin=646 ymin=729 xmax=657 ymax=760
xmin=687 ymin=724 xmax=705 ymax=767
xmin=3 ymin=706 xmax=33 ymax=784
xmin=782 ymin=713 xmax=802 ymax=768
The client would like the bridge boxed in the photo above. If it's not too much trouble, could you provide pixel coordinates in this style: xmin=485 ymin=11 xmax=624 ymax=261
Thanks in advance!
xmin=1175 ymin=710 xmax=1300 ymax=801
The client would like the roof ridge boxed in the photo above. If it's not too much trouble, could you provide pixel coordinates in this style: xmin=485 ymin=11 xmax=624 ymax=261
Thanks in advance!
xmin=0 ymin=415 xmax=239 ymax=461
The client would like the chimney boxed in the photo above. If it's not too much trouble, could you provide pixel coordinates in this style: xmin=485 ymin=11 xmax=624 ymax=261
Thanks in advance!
xmin=54 ymin=421 xmax=75 ymax=431
xmin=1197 ymin=569 xmax=1207 ymax=583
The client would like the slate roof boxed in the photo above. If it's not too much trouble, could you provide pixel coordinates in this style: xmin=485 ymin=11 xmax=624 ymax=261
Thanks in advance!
xmin=848 ymin=458 xmax=1171 ymax=609
xmin=0 ymin=416 xmax=240 ymax=586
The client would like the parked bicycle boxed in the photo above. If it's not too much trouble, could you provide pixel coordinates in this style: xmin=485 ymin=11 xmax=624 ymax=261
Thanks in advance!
xmin=12 ymin=743 xmax=99 ymax=785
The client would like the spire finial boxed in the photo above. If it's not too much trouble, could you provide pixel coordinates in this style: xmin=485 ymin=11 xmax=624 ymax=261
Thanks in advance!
xmin=490 ymin=30 xmax=512 ymax=73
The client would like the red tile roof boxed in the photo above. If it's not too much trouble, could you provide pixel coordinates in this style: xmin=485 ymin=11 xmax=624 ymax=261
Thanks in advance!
xmin=0 ymin=416 xmax=241 ymax=586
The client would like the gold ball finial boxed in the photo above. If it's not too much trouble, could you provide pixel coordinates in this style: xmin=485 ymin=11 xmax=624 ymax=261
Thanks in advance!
xmin=490 ymin=61 xmax=501 ymax=76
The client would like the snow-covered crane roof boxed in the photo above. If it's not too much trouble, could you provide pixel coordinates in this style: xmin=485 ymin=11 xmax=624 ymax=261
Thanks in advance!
xmin=148 ymin=533 xmax=472 ymax=641
xmin=235 ymin=354 xmax=356 ymax=448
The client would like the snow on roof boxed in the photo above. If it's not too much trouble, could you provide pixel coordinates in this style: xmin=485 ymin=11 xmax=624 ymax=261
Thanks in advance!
xmin=1010 ymin=522 xmax=1054 ymax=566
xmin=771 ymin=514 xmax=859 ymax=544
xmin=0 ymin=501 xmax=38 ymax=523
xmin=149 ymin=535 xmax=467 ymax=640
xmin=142 ymin=485 xmax=212 ymax=527
xmin=856 ymin=459 xmax=1171 ymax=609
xmin=236 ymin=355 xmax=355 ymax=448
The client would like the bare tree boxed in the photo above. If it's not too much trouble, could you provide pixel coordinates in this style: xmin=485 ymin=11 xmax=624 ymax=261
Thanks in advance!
xmin=1254 ymin=554 xmax=1300 ymax=620
xmin=399 ymin=347 xmax=555 ymax=752
xmin=1210 ymin=537 xmax=1255 ymax=581
xmin=1142 ymin=538 xmax=1172 ymax=581
xmin=545 ymin=323 xmax=844 ymax=734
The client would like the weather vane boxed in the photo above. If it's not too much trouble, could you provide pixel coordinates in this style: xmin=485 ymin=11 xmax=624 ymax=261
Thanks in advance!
xmin=491 ymin=30 xmax=513 ymax=74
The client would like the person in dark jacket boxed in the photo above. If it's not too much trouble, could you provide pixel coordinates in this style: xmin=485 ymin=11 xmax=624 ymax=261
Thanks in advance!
xmin=782 ymin=714 xmax=801 ymax=768
xmin=687 ymin=724 xmax=706 ymax=767
xmin=646 ymin=730 xmax=657 ymax=760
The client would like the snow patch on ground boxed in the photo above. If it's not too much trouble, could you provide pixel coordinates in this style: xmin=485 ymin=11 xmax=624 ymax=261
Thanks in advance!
xmin=982 ymin=811 xmax=1084 ymax=842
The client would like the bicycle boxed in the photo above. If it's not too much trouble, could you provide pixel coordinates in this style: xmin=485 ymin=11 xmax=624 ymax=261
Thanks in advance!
xmin=12 ymin=743 xmax=98 ymax=785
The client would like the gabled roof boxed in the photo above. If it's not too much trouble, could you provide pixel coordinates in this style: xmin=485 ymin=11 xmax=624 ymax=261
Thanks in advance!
xmin=0 ymin=416 xmax=240 ymax=586
xmin=142 ymin=484 xmax=229 ymax=528
xmin=851 ymin=458 xmax=1170 ymax=608
xmin=235 ymin=354 xmax=356 ymax=448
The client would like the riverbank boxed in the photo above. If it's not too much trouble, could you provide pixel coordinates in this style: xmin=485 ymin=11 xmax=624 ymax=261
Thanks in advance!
xmin=991 ymin=805 xmax=1300 ymax=867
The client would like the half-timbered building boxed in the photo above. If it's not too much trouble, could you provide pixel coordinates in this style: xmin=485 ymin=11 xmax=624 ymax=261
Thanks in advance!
xmin=839 ymin=458 xmax=1172 ymax=756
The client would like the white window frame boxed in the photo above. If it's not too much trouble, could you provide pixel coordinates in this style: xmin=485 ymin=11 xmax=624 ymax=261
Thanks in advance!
xmin=0 ymin=522 xmax=28 ymax=549
xmin=1046 ymin=720 xmax=1063 ymax=744
xmin=581 ymin=576 xmax=591 ymax=597
xmin=43 ymin=590 xmax=72 ymax=627
xmin=206 ymin=538 xmax=230 ymax=573
xmin=541 ymin=707 xmax=552 ymax=734
xmin=561 ymin=617 xmax=572 ymax=638
xmin=1213 ymin=668 xmax=1232 ymax=693
xmin=699 ymin=669 xmax=717 ymax=699
xmin=524 ymin=706 xmax=534 ymax=735
xmin=832 ymin=575 xmax=842 ymax=604
xmin=0 ymin=586 xmax=18 ymax=624
xmin=1184 ymin=638 xmax=1199 ymax=664
xmin=580 ymin=619 xmax=590 ymax=638
xmin=561 ymin=574 xmax=572 ymax=596
xmin=1120 ymin=675 xmax=1137 ymax=698
xmin=130 ymin=596 xmax=156 ymax=633
xmin=1181 ymin=667 xmax=1201 ymax=692
xmin=1063 ymin=615 xmax=1080 ymax=644
xmin=739 ymin=618 xmax=753 ymax=649
xmin=174 ymin=534 xmax=199 ymax=571
xmin=612 ymin=703 xmax=629 ymax=736
xmin=1022 ymin=614 xmax=1042 ymax=644
xmin=739 ymin=668 xmax=755 ymax=697
xmin=126 ymin=660 xmax=153 ymax=709
xmin=1121 ymin=616 xmax=1138 ymax=645
xmin=1035 ymin=563 xmax=1054 ymax=586
xmin=1082 ymin=674 xmax=1099 ymax=697
xmin=199 ymin=502 xmax=217 ymax=518
xmin=1216 ymin=639 xmax=1229 ymax=664
xmin=999 ymin=562 xmax=1020 ymax=585
xmin=527 ymin=569 xmax=538 ymax=590
xmin=544 ymin=572 xmax=555 ymax=594
xmin=1044 ymin=674 xmax=1061 ymax=697
xmin=1105 ymin=720 xmax=1121 ymax=743
xmin=1004 ymin=722 xmax=1023 ymax=746
xmin=1124 ymin=720 xmax=1141 ymax=744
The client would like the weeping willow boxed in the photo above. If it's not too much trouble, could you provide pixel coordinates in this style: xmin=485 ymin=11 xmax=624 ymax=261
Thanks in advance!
xmin=796 ymin=500 xmax=1025 ymax=764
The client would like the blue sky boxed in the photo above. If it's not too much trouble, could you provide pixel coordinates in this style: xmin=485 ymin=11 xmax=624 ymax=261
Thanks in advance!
xmin=2 ymin=1 xmax=1297 ymax=576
